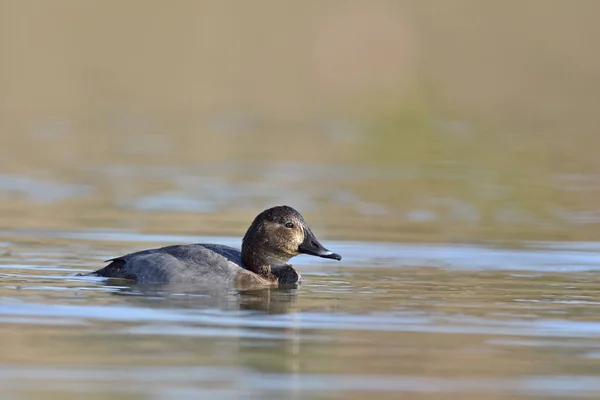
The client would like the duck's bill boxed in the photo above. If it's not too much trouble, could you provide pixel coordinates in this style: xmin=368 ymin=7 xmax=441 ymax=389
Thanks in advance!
xmin=298 ymin=228 xmax=342 ymax=261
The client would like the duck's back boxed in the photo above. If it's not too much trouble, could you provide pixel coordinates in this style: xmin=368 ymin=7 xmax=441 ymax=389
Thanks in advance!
xmin=93 ymin=244 xmax=261 ymax=285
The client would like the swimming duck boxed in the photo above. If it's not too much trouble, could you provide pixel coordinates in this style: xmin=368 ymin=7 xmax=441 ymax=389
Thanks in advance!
xmin=92 ymin=205 xmax=341 ymax=287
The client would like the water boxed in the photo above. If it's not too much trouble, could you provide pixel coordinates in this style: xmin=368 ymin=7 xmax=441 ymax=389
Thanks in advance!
xmin=1 ymin=229 xmax=600 ymax=399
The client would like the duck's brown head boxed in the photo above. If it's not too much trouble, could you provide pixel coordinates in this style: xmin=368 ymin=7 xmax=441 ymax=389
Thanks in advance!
xmin=241 ymin=205 xmax=341 ymax=275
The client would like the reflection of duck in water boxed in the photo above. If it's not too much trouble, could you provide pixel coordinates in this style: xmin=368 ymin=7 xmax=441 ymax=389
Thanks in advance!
xmin=105 ymin=283 xmax=300 ymax=315
xmin=238 ymin=287 xmax=299 ymax=314
xmin=91 ymin=206 xmax=341 ymax=288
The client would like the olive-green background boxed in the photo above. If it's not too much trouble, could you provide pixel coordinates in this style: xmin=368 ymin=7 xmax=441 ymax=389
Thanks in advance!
xmin=1 ymin=1 xmax=599 ymax=242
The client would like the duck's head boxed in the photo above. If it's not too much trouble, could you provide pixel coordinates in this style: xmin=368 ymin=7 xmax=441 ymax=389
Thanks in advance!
xmin=242 ymin=205 xmax=342 ymax=270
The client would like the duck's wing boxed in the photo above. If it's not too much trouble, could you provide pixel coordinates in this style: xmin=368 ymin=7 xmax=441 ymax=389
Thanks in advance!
xmin=186 ymin=244 xmax=243 ymax=265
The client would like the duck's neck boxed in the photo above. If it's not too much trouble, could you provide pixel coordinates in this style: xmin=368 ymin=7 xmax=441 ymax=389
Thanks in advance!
xmin=241 ymin=244 xmax=288 ymax=280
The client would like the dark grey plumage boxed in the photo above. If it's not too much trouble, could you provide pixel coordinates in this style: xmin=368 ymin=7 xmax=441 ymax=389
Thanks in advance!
xmin=96 ymin=244 xmax=244 ymax=283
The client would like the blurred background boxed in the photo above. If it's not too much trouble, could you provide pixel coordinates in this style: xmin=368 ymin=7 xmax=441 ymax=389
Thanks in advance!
xmin=1 ymin=0 xmax=600 ymax=241
xmin=4 ymin=2 xmax=600 ymax=399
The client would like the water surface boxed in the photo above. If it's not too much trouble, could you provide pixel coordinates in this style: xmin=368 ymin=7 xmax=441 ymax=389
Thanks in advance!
xmin=1 ymin=230 xmax=600 ymax=399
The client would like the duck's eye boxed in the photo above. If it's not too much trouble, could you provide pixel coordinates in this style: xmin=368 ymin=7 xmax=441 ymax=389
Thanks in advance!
xmin=285 ymin=222 xmax=295 ymax=229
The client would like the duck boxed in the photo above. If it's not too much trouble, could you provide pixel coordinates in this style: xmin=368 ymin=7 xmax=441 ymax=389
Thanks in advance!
xmin=91 ymin=205 xmax=341 ymax=287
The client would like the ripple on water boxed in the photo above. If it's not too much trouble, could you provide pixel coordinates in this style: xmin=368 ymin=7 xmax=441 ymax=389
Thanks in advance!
xmin=5 ymin=230 xmax=600 ymax=272
xmin=1 ymin=232 xmax=600 ymax=399
xmin=0 ymin=366 xmax=599 ymax=398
